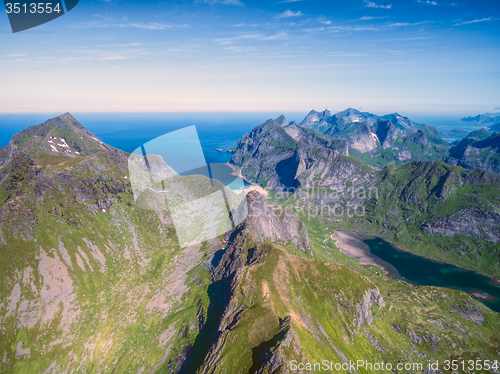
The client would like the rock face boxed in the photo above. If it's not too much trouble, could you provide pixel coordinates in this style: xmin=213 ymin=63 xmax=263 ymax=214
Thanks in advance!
xmin=244 ymin=191 xmax=311 ymax=253
xmin=450 ymin=301 xmax=486 ymax=326
xmin=229 ymin=117 xmax=372 ymax=191
xmin=423 ymin=208 xmax=500 ymax=243
xmin=355 ymin=289 xmax=385 ymax=331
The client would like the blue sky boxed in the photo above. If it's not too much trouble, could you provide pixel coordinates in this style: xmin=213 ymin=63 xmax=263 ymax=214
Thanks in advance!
xmin=0 ymin=0 xmax=499 ymax=114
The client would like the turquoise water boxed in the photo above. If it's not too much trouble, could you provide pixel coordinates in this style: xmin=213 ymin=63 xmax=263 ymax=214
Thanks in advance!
xmin=364 ymin=237 xmax=500 ymax=313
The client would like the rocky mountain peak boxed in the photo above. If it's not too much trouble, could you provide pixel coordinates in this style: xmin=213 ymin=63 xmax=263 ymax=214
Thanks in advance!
xmin=4 ymin=113 xmax=117 ymax=161
xmin=299 ymin=109 xmax=331 ymax=128
xmin=274 ymin=115 xmax=288 ymax=127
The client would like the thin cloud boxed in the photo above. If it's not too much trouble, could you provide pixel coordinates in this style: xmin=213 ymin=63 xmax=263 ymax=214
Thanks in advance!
xmin=364 ymin=1 xmax=392 ymax=9
xmin=454 ymin=17 xmax=496 ymax=26
xmin=4 ymin=53 xmax=27 ymax=58
xmin=277 ymin=9 xmax=303 ymax=18
xmin=323 ymin=20 xmax=432 ymax=33
xmin=213 ymin=32 xmax=288 ymax=44
xmin=195 ymin=0 xmax=244 ymax=5
xmin=326 ymin=52 xmax=370 ymax=57
xmin=96 ymin=43 xmax=145 ymax=47
xmin=417 ymin=0 xmax=438 ymax=5
xmin=358 ymin=16 xmax=388 ymax=20
xmin=70 ymin=21 xmax=188 ymax=30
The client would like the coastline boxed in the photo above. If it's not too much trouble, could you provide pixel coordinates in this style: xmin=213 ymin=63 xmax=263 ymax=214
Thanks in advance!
xmin=332 ymin=230 xmax=500 ymax=303
xmin=330 ymin=230 xmax=403 ymax=280
xmin=226 ymin=162 xmax=268 ymax=197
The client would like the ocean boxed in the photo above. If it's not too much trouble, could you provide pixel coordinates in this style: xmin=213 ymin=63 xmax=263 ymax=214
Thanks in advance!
xmin=0 ymin=112 xmax=487 ymax=164
xmin=0 ymin=112 xmax=484 ymax=151
xmin=0 ymin=112 xmax=290 ymax=163
xmin=0 ymin=112 xmax=303 ymax=189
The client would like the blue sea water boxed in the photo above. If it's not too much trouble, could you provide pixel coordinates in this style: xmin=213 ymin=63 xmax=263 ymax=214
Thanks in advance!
xmin=407 ymin=113 xmax=489 ymax=142
xmin=0 ymin=112 xmax=486 ymax=154
xmin=0 ymin=112 xmax=304 ymax=188
xmin=0 ymin=112 xmax=288 ymax=163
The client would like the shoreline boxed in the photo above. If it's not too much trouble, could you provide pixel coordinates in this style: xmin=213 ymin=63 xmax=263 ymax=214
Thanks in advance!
xmin=332 ymin=230 xmax=500 ymax=299
xmin=225 ymin=162 xmax=268 ymax=197
xmin=330 ymin=230 xmax=403 ymax=280
xmin=369 ymin=232 xmax=500 ymax=287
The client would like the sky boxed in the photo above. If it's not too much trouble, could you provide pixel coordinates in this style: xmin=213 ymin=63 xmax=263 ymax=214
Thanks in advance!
xmin=0 ymin=0 xmax=499 ymax=115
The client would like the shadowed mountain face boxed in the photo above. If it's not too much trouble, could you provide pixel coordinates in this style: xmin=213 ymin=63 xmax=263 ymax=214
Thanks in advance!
xmin=447 ymin=129 xmax=500 ymax=174
xmin=228 ymin=117 xmax=371 ymax=191
xmin=1 ymin=114 xmax=500 ymax=373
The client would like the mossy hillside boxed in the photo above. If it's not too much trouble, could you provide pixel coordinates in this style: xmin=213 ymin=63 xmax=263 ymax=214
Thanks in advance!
xmin=0 ymin=142 xmax=219 ymax=373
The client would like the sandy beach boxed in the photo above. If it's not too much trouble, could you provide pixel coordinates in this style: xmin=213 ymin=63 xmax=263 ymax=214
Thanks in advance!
xmin=331 ymin=230 xmax=399 ymax=276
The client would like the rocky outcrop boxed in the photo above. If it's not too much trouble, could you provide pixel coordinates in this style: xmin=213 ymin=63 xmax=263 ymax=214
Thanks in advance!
xmin=250 ymin=317 xmax=307 ymax=374
xmin=355 ymin=289 xmax=385 ymax=332
xmin=244 ymin=191 xmax=310 ymax=253
xmin=422 ymin=208 xmax=500 ymax=243
xmin=450 ymin=301 xmax=486 ymax=326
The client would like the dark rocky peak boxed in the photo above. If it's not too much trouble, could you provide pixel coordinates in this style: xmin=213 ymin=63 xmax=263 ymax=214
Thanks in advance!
xmin=419 ymin=126 xmax=448 ymax=145
xmin=473 ymin=133 xmax=500 ymax=151
xmin=449 ymin=129 xmax=498 ymax=159
xmin=372 ymin=119 xmax=399 ymax=148
xmin=466 ymin=128 xmax=492 ymax=140
xmin=407 ymin=129 xmax=429 ymax=147
xmin=402 ymin=125 xmax=449 ymax=150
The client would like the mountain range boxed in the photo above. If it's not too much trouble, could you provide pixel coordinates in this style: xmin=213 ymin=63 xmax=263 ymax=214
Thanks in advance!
xmin=0 ymin=113 xmax=499 ymax=373
xmin=461 ymin=112 xmax=500 ymax=130
xmin=229 ymin=111 xmax=500 ymax=277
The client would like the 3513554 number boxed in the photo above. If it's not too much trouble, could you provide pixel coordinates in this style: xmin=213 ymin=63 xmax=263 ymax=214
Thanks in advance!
xmin=5 ymin=3 xmax=62 ymax=14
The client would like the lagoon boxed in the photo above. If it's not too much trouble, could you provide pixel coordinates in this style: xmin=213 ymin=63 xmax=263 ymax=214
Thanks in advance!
xmin=364 ymin=237 xmax=500 ymax=313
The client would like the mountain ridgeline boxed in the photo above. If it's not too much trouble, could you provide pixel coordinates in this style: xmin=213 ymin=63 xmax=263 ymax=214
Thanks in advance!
xmin=229 ymin=109 xmax=500 ymax=277
xmin=1 ymin=114 xmax=500 ymax=373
